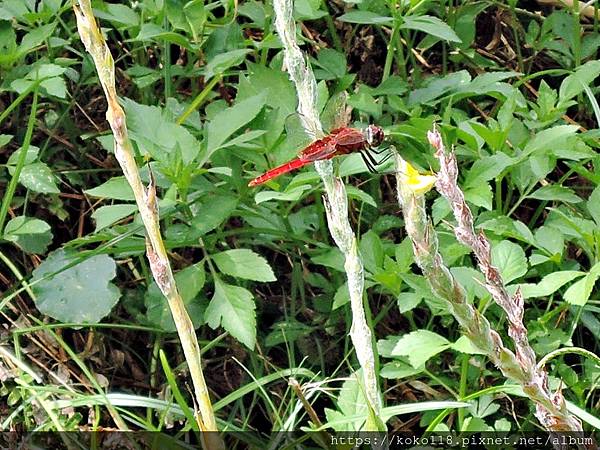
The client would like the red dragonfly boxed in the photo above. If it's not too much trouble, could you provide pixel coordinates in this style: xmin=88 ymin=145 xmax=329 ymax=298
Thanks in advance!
xmin=248 ymin=124 xmax=386 ymax=187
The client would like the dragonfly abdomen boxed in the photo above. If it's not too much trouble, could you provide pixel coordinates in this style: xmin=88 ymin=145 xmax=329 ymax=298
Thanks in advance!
xmin=248 ymin=158 xmax=309 ymax=187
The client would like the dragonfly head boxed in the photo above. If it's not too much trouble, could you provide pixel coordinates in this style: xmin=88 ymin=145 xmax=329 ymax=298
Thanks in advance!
xmin=365 ymin=125 xmax=385 ymax=147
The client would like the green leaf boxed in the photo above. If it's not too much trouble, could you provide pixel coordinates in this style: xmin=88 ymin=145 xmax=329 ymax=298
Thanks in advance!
xmin=146 ymin=263 xmax=205 ymax=332
xmin=31 ymin=249 xmax=121 ymax=323
xmin=559 ymin=60 xmax=600 ymax=104
xmin=205 ymin=278 xmax=256 ymax=349
xmin=254 ymin=185 xmax=312 ymax=204
xmin=212 ymin=249 xmax=276 ymax=282
xmin=464 ymin=153 xmax=513 ymax=187
xmin=527 ymin=185 xmax=582 ymax=203
xmin=18 ymin=23 xmax=56 ymax=55
xmin=205 ymin=49 xmax=251 ymax=79
xmin=18 ymin=162 xmax=60 ymax=194
xmin=521 ymin=125 xmax=579 ymax=160
xmin=324 ymin=372 xmax=369 ymax=431
xmin=206 ymin=92 xmax=266 ymax=156
xmin=85 ymin=177 xmax=135 ymax=201
xmin=188 ymin=195 xmax=238 ymax=237
xmin=401 ymin=15 xmax=462 ymax=43
xmin=133 ymin=24 xmax=192 ymax=50
xmin=388 ymin=330 xmax=451 ymax=368
xmin=587 ymin=186 xmax=600 ymax=225
xmin=359 ymin=230 xmax=383 ymax=274
xmin=0 ymin=134 xmax=13 ymax=147
xmin=3 ymin=216 xmax=52 ymax=254
xmin=451 ymin=335 xmax=487 ymax=355
xmin=91 ymin=204 xmax=138 ymax=231
xmin=564 ymin=262 xmax=600 ymax=306
xmin=337 ymin=11 xmax=392 ymax=25
xmin=491 ymin=240 xmax=527 ymax=284
xmin=520 ymin=271 xmax=584 ymax=299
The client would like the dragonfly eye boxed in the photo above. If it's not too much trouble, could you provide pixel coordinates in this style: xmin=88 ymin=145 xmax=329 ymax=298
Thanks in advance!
xmin=367 ymin=125 xmax=384 ymax=147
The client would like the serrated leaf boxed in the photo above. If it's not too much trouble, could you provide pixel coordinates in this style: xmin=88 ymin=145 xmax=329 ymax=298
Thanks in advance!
xmin=564 ymin=262 xmax=600 ymax=306
xmin=3 ymin=216 xmax=52 ymax=254
xmin=522 ymin=125 xmax=579 ymax=159
xmin=206 ymin=92 xmax=266 ymax=155
xmin=85 ymin=177 xmax=135 ymax=201
xmin=520 ymin=271 xmax=584 ymax=299
xmin=31 ymin=249 xmax=120 ymax=323
xmin=212 ymin=249 xmax=276 ymax=282
xmin=205 ymin=278 xmax=256 ymax=349
xmin=451 ymin=335 xmax=487 ymax=355
xmin=401 ymin=15 xmax=462 ymax=43
xmin=389 ymin=330 xmax=451 ymax=368
xmin=91 ymin=204 xmax=138 ymax=231
xmin=189 ymin=195 xmax=238 ymax=237
xmin=527 ymin=185 xmax=582 ymax=203
xmin=491 ymin=240 xmax=527 ymax=284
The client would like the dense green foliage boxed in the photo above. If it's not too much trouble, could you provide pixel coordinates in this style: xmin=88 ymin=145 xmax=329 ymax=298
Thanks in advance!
xmin=1 ymin=0 xmax=599 ymax=444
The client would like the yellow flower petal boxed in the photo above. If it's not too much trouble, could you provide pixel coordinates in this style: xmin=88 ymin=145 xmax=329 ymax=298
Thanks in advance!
xmin=400 ymin=160 xmax=437 ymax=196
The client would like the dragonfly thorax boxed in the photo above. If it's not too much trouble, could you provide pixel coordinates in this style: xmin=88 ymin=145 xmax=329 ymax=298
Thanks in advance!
xmin=365 ymin=125 xmax=385 ymax=148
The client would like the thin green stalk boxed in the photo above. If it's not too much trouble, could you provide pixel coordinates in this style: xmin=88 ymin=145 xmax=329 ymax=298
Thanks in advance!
xmin=0 ymin=87 xmax=38 ymax=234
xmin=457 ymin=354 xmax=469 ymax=430
xmin=382 ymin=21 xmax=399 ymax=82
xmin=163 ymin=14 xmax=172 ymax=100
xmin=0 ymin=250 xmax=36 ymax=301
xmin=176 ymin=75 xmax=221 ymax=125
xmin=0 ymin=82 xmax=37 ymax=128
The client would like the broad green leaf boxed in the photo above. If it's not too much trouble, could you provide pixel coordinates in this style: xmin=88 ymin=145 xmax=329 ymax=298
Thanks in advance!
xmin=521 ymin=125 xmax=579 ymax=160
xmin=464 ymin=153 xmax=513 ymax=187
xmin=85 ymin=177 xmax=135 ymax=201
xmin=205 ymin=278 xmax=256 ymax=349
xmin=564 ymin=262 xmax=600 ymax=306
xmin=401 ymin=15 xmax=462 ymax=43
xmin=91 ymin=204 xmax=138 ymax=231
xmin=527 ymin=185 xmax=581 ymax=203
xmin=491 ymin=240 xmax=527 ymax=284
xmin=146 ymin=263 xmax=205 ymax=332
xmin=254 ymin=185 xmax=312 ymax=204
xmin=0 ymin=134 xmax=13 ymax=147
xmin=212 ymin=249 xmax=276 ymax=282
xmin=323 ymin=372 xmax=369 ymax=431
xmin=380 ymin=359 xmax=423 ymax=379
xmin=520 ymin=271 xmax=584 ymax=299
xmin=133 ymin=24 xmax=192 ymax=50
xmin=205 ymin=49 xmax=251 ymax=79
xmin=451 ymin=335 xmax=487 ymax=355
xmin=19 ymin=162 xmax=60 ymax=194
xmin=31 ymin=249 xmax=120 ymax=323
xmin=3 ymin=216 xmax=52 ymax=254
xmin=388 ymin=330 xmax=451 ymax=368
xmin=7 ymin=145 xmax=39 ymax=166
xmin=95 ymin=3 xmax=139 ymax=26
xmin=559 ymin=60 xmax=600 ymax=104
xmin=188 ymin=195 xmax=238 ymax=237
xmin=337 ymin=11 xmax=392 ymax=25
xmin=206 ymin=92 xmax=266 ymax=156
xmin=18 ymin=23 xmax=56 ymax=55
xmin=359 ymin=230 xmax=383 ymax=274
xmin=587 ymin=186 xmax=600 ymax=225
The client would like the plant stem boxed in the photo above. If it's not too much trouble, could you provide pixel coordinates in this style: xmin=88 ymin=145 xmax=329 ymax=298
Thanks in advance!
xmin=0 ymin=87 xmax=38 ymax=234
xmin=72 ymin=2 xmax=223 ymax=448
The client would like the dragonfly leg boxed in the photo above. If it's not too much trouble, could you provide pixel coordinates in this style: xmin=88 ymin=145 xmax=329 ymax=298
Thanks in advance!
xmin=366 ymin=148 xmax=392 ymax=166
xmin=369 ymin=143 xmax=391 ymax=155
xmin=360 ymin=151 xmax=378 ymax=173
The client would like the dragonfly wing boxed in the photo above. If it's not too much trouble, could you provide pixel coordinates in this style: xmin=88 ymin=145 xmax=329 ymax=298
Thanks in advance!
xmin=321 ymin=91 xmax=351 ymax=132
xmin=284 ymin=112 xmax=317 ymax=151
xmin=330 ymin=128 xmax=366 ymax=147
xmin=299 ymin=139 xmax=338 ymax=162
